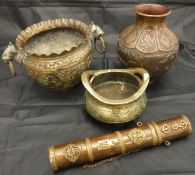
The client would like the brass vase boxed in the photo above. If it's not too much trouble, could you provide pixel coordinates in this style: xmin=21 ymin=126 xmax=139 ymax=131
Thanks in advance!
xmin=117 ymin=4 xmax=179 ymax=80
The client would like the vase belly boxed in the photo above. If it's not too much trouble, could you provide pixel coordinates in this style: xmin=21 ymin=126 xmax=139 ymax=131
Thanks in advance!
xmin=118 ymin=40 xmax=179 ymax=78
xmin=117 ymin=6 xmax=179 ymax=79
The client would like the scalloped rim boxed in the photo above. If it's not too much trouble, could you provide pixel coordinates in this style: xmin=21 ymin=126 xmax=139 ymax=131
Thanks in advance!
xmin=16 ymin=19 xmax=92 ymax=57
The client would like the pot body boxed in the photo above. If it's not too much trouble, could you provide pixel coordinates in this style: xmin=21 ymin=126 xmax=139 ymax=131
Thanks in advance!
xmin=84 ymin=91 xmax=146 ymax=123
xmin=117 ymin=5 xmax=179 ymax=79
xmin=22 ymin=41 xmax=92 ymax=90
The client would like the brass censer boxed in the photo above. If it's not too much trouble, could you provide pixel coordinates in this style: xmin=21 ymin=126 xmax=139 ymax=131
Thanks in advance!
xmin=82 ymin=68 xmax=149 ymax=123
xmin=2 ymin=19 xmax=105 ymax=90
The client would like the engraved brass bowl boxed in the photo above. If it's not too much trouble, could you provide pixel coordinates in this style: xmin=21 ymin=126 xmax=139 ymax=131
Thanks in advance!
xmin=81 ymin=68 xmax=150 ymax=123
xmin=2 ymin=19 xmax=105 ymax=90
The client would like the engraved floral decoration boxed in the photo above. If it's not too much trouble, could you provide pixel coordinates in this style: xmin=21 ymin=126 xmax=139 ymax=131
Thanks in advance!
xmin=63 ymin=144 xmax=81 ymax=163
xmin=179 ymin=120 xmax=189 ymax=130
xmin=161 ymin=120 xmax=189 ymax=134
xmin=136 ymin=28 xmax=158 ymax=53
xmin=162 ymin=124 xmax=170 ymax=134
xmin=38 ymin=74 xmax=62 ymax=89
xmin=128 ymin=128 xmax=145 ymax=145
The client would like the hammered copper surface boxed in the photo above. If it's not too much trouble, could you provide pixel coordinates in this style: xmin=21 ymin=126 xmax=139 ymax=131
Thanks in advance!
xmin=48 ymin=115 xmax=192 ymax=172
xmin=117 ymin=4 xmax=179 ymax=80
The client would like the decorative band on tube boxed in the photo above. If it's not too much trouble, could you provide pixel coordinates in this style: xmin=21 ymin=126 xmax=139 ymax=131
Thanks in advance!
xmin=48 ymin=146 xmax=58 ymax=172
xmin=151 ymin=122 xmax=162 ymax=144
xmin=148 ymin=124 xmax=158 ymax=146
xmin=181 ymin=115 xmax=193 ymax=135
xmin=115 ymin=131 xmax=126 ymax=154
xmin=85 ymin=137 xmax=94 ymax=162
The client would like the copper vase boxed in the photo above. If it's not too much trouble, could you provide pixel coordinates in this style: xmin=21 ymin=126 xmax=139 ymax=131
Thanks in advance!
xmin=117 ymin=4 xmax=179 ymax=80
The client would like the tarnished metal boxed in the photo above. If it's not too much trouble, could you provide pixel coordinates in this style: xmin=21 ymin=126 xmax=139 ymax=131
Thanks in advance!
xmin=117 ymin=4 xmax=179 ymax=80
xmin=48 ymin=115 xmax=192 ymax=172
xmin=2 ymin=19 xmax=105 ymax=90
xmin=81 ymin=68 xmax=150 ymax=123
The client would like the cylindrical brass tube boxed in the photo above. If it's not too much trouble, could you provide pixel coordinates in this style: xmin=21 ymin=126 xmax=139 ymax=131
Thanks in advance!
xmin=48 ymin=115 xmax=192 ymax=172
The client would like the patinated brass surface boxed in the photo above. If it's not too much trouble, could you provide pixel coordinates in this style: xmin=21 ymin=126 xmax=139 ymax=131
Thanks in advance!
xmin=117 ymin=4 xmax=179 ymax=80
xmin=2 ymin=19 xmax=105 ymax=90
xmin=25 ymin=28 xmax=85 ymax=56
xmin=81 ymin=68 xmax=150 ymax=123
xmin=48 ymin=115 xmax=192 ymax=172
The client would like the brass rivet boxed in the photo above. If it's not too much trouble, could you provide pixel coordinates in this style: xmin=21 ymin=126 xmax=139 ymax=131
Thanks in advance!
xmin=165 ymin=141 xmax=171 ymax=146
xmin=137 ymin=122 xmax=143 ymax=127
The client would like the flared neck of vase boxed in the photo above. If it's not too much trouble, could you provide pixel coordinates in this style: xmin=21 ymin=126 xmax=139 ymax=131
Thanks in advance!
xmin=134 ymin=4 xmax=171 ymax=24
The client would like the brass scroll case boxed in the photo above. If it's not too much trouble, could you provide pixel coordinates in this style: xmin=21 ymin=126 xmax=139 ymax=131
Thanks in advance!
xmin=48 ymin=115 xmax=192 ymax=172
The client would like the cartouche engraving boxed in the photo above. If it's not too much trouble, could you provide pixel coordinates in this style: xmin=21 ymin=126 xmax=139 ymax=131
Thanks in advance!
xmin=97 ymin=139 xmax=115 ymax=150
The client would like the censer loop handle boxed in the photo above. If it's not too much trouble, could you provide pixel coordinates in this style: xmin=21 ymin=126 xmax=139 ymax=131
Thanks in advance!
xmin=126 ymin=68 xmax=150 ymax=94
xmin=2 ymin=42 xmax=17 ymax=76
xmin=81 ymin=70 xmax=109 ymax=103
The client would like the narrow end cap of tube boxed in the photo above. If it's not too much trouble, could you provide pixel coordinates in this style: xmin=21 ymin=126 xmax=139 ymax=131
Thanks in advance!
xmin=48 ymin=146 xmax=58 ymax=172
xmin=181 ymin=115 xmax=193 ymax=135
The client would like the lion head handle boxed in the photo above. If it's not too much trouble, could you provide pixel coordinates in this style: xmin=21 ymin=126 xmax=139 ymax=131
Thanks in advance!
xmin=2 ymin=42 xmax=17 ymax=75
xmin=89 ymin=22 xmax=106 ymax=54
xmin=89 ymin=22 xmax=104 ymax=38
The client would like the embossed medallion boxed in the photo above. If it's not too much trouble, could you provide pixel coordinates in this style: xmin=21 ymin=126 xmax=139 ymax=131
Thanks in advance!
xmin=162 ymin=124 xmax=170 ymax=134
xmin=63 ymin=144 xmax=81 ymax=163
xmin=179 ymin=120 xmax=189 ymax=130
xmin=38 ymin=74 xmax=62 ymax=89
xmin=128 ymin=128 xmax=145 ymax=145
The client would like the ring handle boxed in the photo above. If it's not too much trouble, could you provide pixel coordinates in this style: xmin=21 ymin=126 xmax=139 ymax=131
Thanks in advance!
xmin=2 ymin=42 xmax=17 ymax=76
xmin=89 ymin=22 xmax=106 ymax=54
xmin=81 ymin=68 xmax=149 ymax=105
xmin=94 ymin=35 xmax=106 ymax=54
